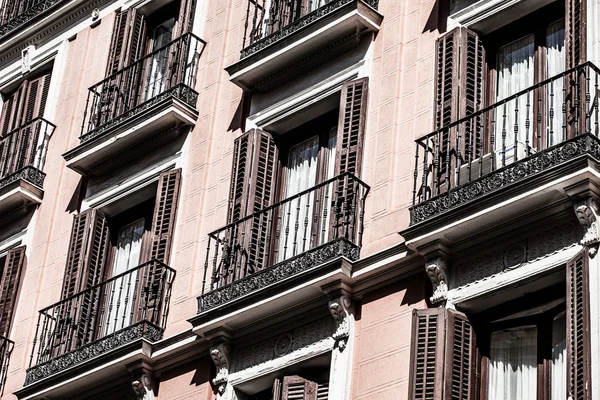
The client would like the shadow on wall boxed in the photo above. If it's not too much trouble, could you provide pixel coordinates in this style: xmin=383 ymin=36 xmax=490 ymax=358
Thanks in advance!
xmin=423 ymin=0 xmax=449 ymax=34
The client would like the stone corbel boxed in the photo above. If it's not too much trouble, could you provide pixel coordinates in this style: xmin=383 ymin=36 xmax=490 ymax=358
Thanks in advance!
xmin=426 ymin=256 xmax=449 ymax=304
xmin=575 ymin=197 xmax=600 ymax=257
xmin=131 ymin=374 xmax=156 ymax=400
xmin=329 ymin=294 xmax=353 ymax=351
xmin=210 ymin=340 xmax=231 ymax=395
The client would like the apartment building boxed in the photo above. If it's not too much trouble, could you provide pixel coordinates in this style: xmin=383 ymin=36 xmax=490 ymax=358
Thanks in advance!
xmin=0 ymin=0 xmax=590 ymax=399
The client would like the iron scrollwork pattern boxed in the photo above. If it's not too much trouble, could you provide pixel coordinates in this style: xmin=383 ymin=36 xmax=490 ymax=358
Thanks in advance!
xmin=198 ymin=238 xmax=360 ymax=312
xmin=1 ymin=166 xmax=46 ymax=190
xmin=241 ymin=0 xmax=380 ymax=59
xmin=411 ymin=134 xmax=600 ymax=225
xmin=24 ymin=321 xmax=163 ymax=385
xmin=0 ymin=0 xmax=67 ymax=38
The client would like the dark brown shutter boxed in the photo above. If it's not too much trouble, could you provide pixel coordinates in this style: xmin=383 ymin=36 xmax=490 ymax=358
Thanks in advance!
xmin=106 ymin=8 xmax=147 ymax=76
xmin=334 ymin=78 xmax=368 ymax=177
xmin=173 ymin=0 xmax=196 ymax=38
xmin=409 ymin=308 xmax=445 ymax=400
xmin=225 ymin=129 xmax=279 ymax=278
xmin=149 ymin=169 xmax=182 ymax=264
xmin=444 ymin=309 xmax=477 ymax=400
xmin=281 ymin=375 xmax=318 ymax=400
xmin=61 ymin=209 xmax=110 ymax=299
xmin=0 ymin=246 xmax=25 ymax=337
xmin=566 ymin=248 xmax=591 ymax=400
xmin=0 ymin=81 xmax=27 ymax=136
xmin=565 ymin=0 xmax=586 ymax=69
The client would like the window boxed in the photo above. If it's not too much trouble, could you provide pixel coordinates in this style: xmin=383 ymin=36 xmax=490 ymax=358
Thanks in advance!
xmin=242 ymin=365 xmax=330 ymax=400
xmin=0 ymin=247 xmax=26 ymax=338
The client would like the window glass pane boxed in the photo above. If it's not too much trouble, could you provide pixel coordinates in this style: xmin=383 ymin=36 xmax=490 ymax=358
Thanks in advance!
xmin=551 ymin=313 xmax=567 ymax=400
xmin=488 ymin=326 xmax=538 ymax=400
xmin=546 ymin=19 xmax=566 ymax=146
xmin=495 ymin=35 xmax=535 ymax=163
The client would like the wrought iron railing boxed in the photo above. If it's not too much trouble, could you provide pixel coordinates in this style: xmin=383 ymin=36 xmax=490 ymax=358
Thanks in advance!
xmin=0 ymin=336 xmax=13 ymax=395
xmin=410 ymin=62 xmax=600 ymax=225
xmin=0 ymin=117 xmax=53 ymax=190
xmin=25 ymin=260 xmax=175 ymax=385
xmin=80 ymin=33 xmax=205 ymax=143
xmin=241 ymin=0 xmax=379 ymax=58
xmin=198 ymin=173 xmax=369 ymax=312
xmin=0 ymin=0 xmax=67 ymax=38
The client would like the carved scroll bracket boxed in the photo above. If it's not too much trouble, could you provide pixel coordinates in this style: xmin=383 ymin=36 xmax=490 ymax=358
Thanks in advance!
xmin=426 ymin=254 xmax=449 ymax=304
xmin=210 ymin=340 xmax=232 ymax=395
xmin=574 ymin=197 xmax=600 ymax=257
xmin=131 ymin=374 xmax=156 ymax=400
xmin=328 ymin=293 xmax=354 ymax=351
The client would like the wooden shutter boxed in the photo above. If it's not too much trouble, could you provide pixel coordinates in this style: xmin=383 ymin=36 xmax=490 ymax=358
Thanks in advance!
xmin=273 ymin=378 xmax=282 ymax=400
xmin=565 ymin=0 xmax=586 ymax=69
xmin=60 ymin=209 xmax=110 ymax=299
xmin=444 ymin=310 xmax=477 ymax=400
xmin=334 ymin=78 xmax=368 ymax=177
xmin=173 ymin=0 xmax=195 ymax=38
xmin=148 ymin=169 xmax=182 ymax=264
xmin=0 ymin=246 xmax=25 ymax=338
xmin=316 ymin=382 xmax=328 ymax=400
xmin=281 ymin=376 xmax=318 ymax=400
xmin=409 ymin=308 xmax=445 ymax=400
xmin=106 ymin=8 xmax=147 ymax=76
xmin=566 ymin=248 xmax=591 ymax=400
xmin=225 ymin=129 xmax=279 ymax=278
xmin=0 ymin=81 xmax=27 ymax=136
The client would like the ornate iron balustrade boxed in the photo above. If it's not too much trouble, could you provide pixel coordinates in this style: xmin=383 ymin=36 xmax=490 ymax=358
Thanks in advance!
xmin=80 ymin=33 xmax=205 ymax=143
xmin=198 ymin=172 xmax=369 ymax=312
xmin=0 ymin=336 xmax=13 ymax=395
xmin=241 ymin=0 xmax=379 ymax=59
xmin=0 ymin=117 xmax=53 ymax=190
xmin=25 ymin=260 xmax=175 ymax=385
xmin=0 ymin=0 xmax=67 ymax=38
xmin=410 ymin=62 xmax=600 ymax=225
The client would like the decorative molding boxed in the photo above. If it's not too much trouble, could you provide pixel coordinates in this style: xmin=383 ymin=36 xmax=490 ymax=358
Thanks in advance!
xmin=210 ymin=341 xmax=231 ymax=395
xmin=24 ymin=321 xmax=163 ymax=385
xmin=426 ymin=257 xmax=448 ymax=304
xmin=0 ymin=166 xmax=46 ymax=190
xmin=21 ymin=45 xmax=33 ymax=75
xmin=410 ymin=134 xmax=600 ymax=225
xmin=198 ymin=238 xmax=360 ymax=312
xmin=328 ymin=295 xmax=353 ymax=350
xmin=574 ymin=197 xmax=600 ymax=257
xmin=240 ymin=0 xmax=379 ymax=59
xmin=79 ymin=83 xmax=198 ymax=144
xmin=453 ymin=222 xmax=580 ymax=288
xmin=131 ymin=374 xmax=155 ymax=400
xmin=234 ymin=317 xmax=335 ymax=372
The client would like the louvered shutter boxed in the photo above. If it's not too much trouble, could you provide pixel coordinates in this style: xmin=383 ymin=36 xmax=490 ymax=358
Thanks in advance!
xmin=149 ymin=169 xmax=181 ymax=264
xmin=106 ymin=8 xmax=147 ymax=75
xmin=316 ymin=382 xmax=328 ymax=400
xmin=60 ymin=209 xmax=110 ymax=299
xmin=334 ymin=78 xmax=368 ymax=177
xmin=0 ymin=246 xmax=25 ymax=338
xmin=409 ymin=308 xmax=445 ymax=400
xmin=565 ymin=0 xmax=586 ymax=69
xmin=281 ymin=376 xmax=318 ymax=400
xmin=566 ymin=248 xmax=591 ymax=400
xmin=444 ymin=310 xmax=477 ymax=400
xmin=0 ymin=81 xmax=27 ymax=136
xmin=225 ymin=129 xmax=279 ymax=281
xmin=433 ymin=28 xmax=485 ymax=191
xmin=173 ymin=0 xmax=195 ymax=38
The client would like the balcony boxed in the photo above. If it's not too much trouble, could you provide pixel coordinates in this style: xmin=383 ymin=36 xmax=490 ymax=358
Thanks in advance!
xmin=64 ymin=33 xmax=205 ymax=176
xmin=403 ymin=62 xmax=600 ymax=247
xmin=0 ymin=336 xmax=13 ymax=395
xmin=24 ymin=260 xmax=175 ymax=386
xmin=226 ymin=0 xmax=383 ymax=91
xmin=0 ymin=0 xmax=68 ymax=39
xmin=0 ymin=117 xmax=53 ymax=217
xmin=194 ymin=173 xmax=369 ymax=329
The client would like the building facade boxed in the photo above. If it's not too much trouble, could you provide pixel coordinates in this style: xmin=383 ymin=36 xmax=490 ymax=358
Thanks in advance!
xmin=0 ymin=0 xmax=591 ymax=399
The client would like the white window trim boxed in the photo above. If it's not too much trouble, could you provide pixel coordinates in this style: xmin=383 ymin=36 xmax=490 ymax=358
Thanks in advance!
xmin=0 ymin=230 xmax=27 ymax=259
xmin=81 ymin=155 xmax=180 ymax=212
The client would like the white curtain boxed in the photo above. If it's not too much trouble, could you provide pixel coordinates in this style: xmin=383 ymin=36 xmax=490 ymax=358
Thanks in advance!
xmin=144 ymin=20 xmax=174 ymax=101
xmin=546 ymin=20 xmax=566 ymax=146
xmin=319 ymin=128 xmax=337 ymax=246
xmin=105 ymin=219 xmax=144 ymax=335
xmin=278 ymin=136 xmax=319 ymax=262
xmin=495 ymin=35 xmax=535 ymax=166
xmin=488 ymin=326 xmax=538 ymax=400
xmin=551 ymin=313 xmax=567 ymax=400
